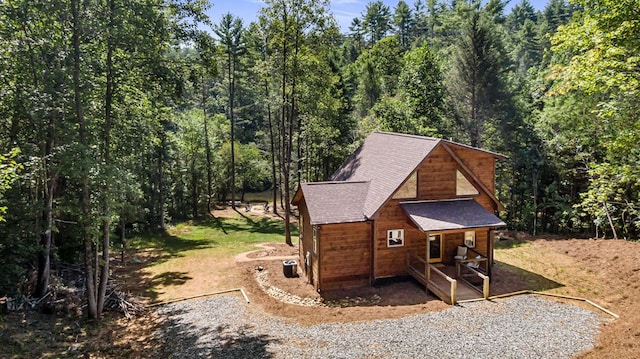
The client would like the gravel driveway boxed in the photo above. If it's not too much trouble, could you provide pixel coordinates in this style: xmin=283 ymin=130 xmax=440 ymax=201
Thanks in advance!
xmin=154 ymin=295 xmax=601 ymax=358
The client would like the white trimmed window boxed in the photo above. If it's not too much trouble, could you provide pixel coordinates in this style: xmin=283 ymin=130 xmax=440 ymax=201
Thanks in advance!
xmin=387 ymin=229 xmax=405 ymax=247
xmin=464 ymin=231 xmax=476 ymax=248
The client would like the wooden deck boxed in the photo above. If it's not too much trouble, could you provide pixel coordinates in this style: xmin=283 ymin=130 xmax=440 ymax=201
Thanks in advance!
xmin=406 ymin=251 xmax=489 ymax=304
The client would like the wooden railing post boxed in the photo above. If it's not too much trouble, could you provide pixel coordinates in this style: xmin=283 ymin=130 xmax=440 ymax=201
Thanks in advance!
xmin=483 ymin=276 xmax=489 ymax=299
xmin=451 ymin=280 xmax=457 ymax=305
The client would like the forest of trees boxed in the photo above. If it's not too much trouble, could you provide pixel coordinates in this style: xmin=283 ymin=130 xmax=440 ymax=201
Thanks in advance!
xmin=0 ymin=0 xmax=638 ymax=317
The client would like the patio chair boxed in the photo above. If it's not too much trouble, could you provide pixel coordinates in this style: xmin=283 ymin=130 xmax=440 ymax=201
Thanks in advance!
xmin=454 ymin=246 xmax=467 ymax=261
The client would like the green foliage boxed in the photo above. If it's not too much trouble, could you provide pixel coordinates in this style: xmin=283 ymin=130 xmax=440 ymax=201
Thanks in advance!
xmin=216 ymin=141 xmax=269 ymax=199
xmin=363 ymin=1 xmax=392 ymax=44
xmin=398 ymin=44 xmax=447 ymax=136
xmin=393 ymin=1 xmax=414 ymax=49
xmin=539 ymin=0 xmax=640 ymax=238
xmin=1 ymin=0 xmax=639 ymax=304
xmin=352 ymin=36 xmax=405 ymax=116
xmin=0 ymin=148 xmax=21 ymax=221
xmin=447 ymin=9 xmax=509 ymax=147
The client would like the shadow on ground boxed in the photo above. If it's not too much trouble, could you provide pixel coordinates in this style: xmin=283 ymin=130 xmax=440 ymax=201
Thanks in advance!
xmin=153 ymin=307 xmax=279 ymax=358
xmin=196 ymin=215 xmax=295 ymax=236
xmin=490 ymin=260 xmax=564 ymax=295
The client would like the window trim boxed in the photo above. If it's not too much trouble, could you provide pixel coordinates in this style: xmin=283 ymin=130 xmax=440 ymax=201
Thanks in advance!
xmin=387 ymin=229 xmax=405 ymax=248
xmin=428 ymin=233 xmax=443 ymax=263
xmin=464 ymin=231 xmax=476 ymax=248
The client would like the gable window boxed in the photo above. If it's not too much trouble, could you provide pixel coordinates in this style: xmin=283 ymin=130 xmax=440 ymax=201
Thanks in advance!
xmin=464 ymin=231 xmax=476 ymax=248
xmin=456 ymin=170 xmax=479 ymax=196
xmin=393 ymin=172 xmax=417 ymax=199
xmin=387 ymin=229 xmax=404 ymax=248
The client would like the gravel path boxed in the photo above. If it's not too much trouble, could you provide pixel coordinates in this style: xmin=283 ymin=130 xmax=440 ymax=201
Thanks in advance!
xmin=154 ymin=295 xmax=602 ymax=359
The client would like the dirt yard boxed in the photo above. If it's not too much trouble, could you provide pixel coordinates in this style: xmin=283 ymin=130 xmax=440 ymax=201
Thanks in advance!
xmin=1 ymin=208 xmax=639 ymax=358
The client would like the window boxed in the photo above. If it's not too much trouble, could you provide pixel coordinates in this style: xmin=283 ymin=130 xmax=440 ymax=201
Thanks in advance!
xmin=464 ymin=231 xmax=476 ymax=248
xmin=387 ymin=229 xmax=404 ymax=247
xmin=312 ymin=226 xmax=318 ymax=253
xmin=428 ymin=234 xmax=443 ymax=262
xmin=456 ymin=170 xmax=479 ymax=196
xmin=393 ymin=172 xmax=417 ymax=199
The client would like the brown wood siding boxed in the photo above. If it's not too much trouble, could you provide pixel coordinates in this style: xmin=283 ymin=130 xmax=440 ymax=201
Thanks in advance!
xmin=453 ymin=146 xmax=496 ymax=193
xmin=318 ymin=222 xmax=372 ymax=291
xmin=297 ymin=198 xmax=319 ymax=289
xmin=374 ymin=200 xmax=426 ymax=278
xmin=416 ymin=145 xmax=498 ymax=212
xmin=417 ymin=146 xmax=457 ymax=200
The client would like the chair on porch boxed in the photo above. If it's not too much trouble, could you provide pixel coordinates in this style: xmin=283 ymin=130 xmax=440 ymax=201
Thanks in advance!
xmin=454 ymin=246 xmax=467 ymax=261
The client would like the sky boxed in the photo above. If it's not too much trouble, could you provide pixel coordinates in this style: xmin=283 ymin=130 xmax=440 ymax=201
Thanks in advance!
xmin=206 ymin=0 xmax=549 ymax=33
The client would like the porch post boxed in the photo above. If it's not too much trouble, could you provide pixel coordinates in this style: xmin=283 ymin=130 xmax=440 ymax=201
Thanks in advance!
xmin=488 ymin=229 xmax=495 ymax=277
xmin=425 ymin=231 xmax=430 ymax=281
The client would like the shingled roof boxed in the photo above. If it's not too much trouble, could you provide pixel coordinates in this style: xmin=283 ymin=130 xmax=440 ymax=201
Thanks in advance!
xmin=401 ymin=199 xmax=506 ymax=231
xmin=330 ymin=132 xmax=441 ymax=218
xmin=293 ymin=131 xmax=505 ymax=225
xmin=296 ymin=181 xmax=369 ymax=225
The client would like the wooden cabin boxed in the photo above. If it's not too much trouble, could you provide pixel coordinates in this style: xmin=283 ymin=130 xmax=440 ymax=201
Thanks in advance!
xmin=292 ymin=131 xmax=506 ymax=304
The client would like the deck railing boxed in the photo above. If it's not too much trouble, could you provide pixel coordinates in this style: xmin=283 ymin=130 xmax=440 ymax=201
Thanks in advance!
xmin=406 ymin=251 xmax=458 ymax=305
xmin=428 ymin=262 xmax=458 ymax=304
xmin=406 ymin=250 xmax=426 ymax=281
xmin=467 ymin=247 xmax=489 ymax=274
xmin=456 ymin=257 xmax=490 ymax=299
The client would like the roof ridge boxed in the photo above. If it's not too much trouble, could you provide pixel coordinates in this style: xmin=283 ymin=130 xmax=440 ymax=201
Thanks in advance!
xmin=441 ymin=139 xmax=507 ymax=159
xmin=371 ymin=131 xmax=507 ymax=159
xmin=304 ymin=180 xmax=370 ymax=186
xmin=399 ymin=198 xmax=472 ymax=204
xmin=373 ymin=131 xmax=440 ymax=142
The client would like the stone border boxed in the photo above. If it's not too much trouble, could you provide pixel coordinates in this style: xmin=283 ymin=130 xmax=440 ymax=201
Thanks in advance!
xmin=234 ymin=243 xmax=297 ymax=263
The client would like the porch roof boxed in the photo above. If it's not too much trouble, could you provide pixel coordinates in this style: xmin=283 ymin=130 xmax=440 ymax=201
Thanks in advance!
xmin=400 ymin=199 xmax=506 ymax=232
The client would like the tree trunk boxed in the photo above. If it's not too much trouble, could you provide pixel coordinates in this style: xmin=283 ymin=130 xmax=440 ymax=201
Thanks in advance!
xmin=266 ymin=79 xmax=277 ymax=215
xmin=120 ymin=216 xmax=126 ymax=263
xmin=97 ymin=0 xmax=115 ymax=314
xmin=228 ymin=51 xmax=236 ymax=210
xmin=35 ymin=160 xmax=55 ymax=298
xmin=158 ymin=130 xmax=166 ymax=231
xmin=202 ymin=75 xmax=213 ymax=215
xmin=72 ymin=0 xmax=98 ymax=319
xmin=280 ymin=6 xmax=292 ymax=246
xmin=35 ymin=95 xmax=57 ymax=297
xmin=191 ymin=155 xmax=198 ymax=218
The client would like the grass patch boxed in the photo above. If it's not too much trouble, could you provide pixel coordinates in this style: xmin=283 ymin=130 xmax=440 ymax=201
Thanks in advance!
xmin=126 ymin=211 xmax=298 ymax=301
xmin=131 ymin=213 xmax=298 ymax=258
xmin=494 ymin=238 xmax=529 ymax=250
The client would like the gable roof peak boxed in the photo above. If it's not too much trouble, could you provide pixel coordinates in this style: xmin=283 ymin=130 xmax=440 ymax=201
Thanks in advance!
xmin=330 ymin=131 xmax=442 ymax=218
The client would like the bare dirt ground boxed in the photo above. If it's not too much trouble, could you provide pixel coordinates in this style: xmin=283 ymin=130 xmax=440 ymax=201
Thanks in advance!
xmin=2 ymin=208 xmax=639 ymax=358
xmin=494 ymin=236 xmax=640 ymax=359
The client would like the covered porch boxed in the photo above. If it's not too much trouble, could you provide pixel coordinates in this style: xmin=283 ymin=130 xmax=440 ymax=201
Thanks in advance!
xmin=406 ymin=250 xmax=490 ymax=304
xmin=400 ymin=199 xmax=505 ymax=304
